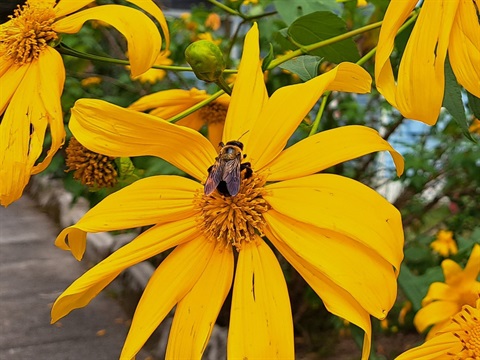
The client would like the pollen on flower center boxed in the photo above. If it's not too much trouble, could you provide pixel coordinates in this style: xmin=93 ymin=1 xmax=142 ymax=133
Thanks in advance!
xmin=198 ymin=102 xmax=228 ymax=125
xmin=194 ymin=171 xmax=270 ymax=251
xmin=0 ymin=2 xmax=57 ymax=65
xmin=449 ymin=303 xmax=480 ymax=359
xmin=65 ymin=137 xmax=118 ymax=189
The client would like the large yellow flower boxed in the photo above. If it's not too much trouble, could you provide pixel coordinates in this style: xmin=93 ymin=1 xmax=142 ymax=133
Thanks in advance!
xmin=396 ymin=298 xmax=480 ymax=360
xmin=52 ymin=24 xmax=405 ymax=360
xmin=375 ymin=0 xmax=480 ymax=125
xmin=129 ymin=87 xmax=230 ymax=146
xmin=0 ymin=0 xmax=169 ymax=207
xmin=414 ymin=244 xmax=480 ymax=339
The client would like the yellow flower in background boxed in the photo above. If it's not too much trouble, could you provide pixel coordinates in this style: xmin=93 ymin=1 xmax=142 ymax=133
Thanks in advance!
xmin=470 ymin=118 xmax=480 ymax=135
xmin=414 ymin=244 xmax=480 ymax=339
xmin=51 ymin=24 xmax=405 ymax=360
xmin=197 ymin=31 xmax=222 ymax=45
xmin=80 ymin=76 xmax=102 ymax=87
xmin=375 ymin=0 xmax=480 ymax=125
xmin=396 ymin=298 xmax=480 ymax=360
xmin=131 ymin=50 xmax=173 ymax=84
xmin=0 ymin=0 xmax=169 ymax=207
xmin=430 ymin=229 xmax=458 ymax=257
xmin=129 ymin=88 xmax=230 ymax=146
xmin=205 ymin=13 xmax=221 ymax=31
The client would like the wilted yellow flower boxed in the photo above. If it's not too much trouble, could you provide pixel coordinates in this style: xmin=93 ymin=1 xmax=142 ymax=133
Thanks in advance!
xmin=52 ymin=24 xmax=404 ymax=360
xmin=430 ymin=229 xmax=458 ymax=257
xmin=414 ymin=244 xmax=480 ymax=339
xmin=396 ymin=298 xmax=480 ymax=360
xmin=205 ymin=13 xmax=221 ymax=31
xmin=0 ymin=0 xmax=169 ymax=207
xmin=129 ymin=88 xmax=229 ymax=146
xmin=131 ymin=50 xmax=173 ymax=84
xmin=469 ymin=118 xmax=480 ymax=135
xmin=375 ymin=0 xmax=480 ymax=125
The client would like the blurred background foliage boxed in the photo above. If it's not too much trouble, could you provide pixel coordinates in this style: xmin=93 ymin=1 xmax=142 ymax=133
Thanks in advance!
xmin=9 ymin=0 xmax=478 ymax=358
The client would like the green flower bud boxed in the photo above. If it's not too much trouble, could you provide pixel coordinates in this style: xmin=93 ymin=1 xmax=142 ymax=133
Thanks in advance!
xmin=185 ymin=40 xmax=225 ymax=82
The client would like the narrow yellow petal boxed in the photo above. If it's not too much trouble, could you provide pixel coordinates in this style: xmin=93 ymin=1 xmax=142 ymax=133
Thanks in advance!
xmin=51 ymin=218 xmax=198 ymax=323
xmin=129 ymin=88 xmax=206 ymax=114
xmin=265 ymin=174 xmax=404 ymax=273
xmin=413 ymin=300 xmax=459 ymax=333
xmin=54 ymin=0 xmax=94 ymax=18
xmin=55 ymin=175 xmax=200 ymax=260
xmin=266 ymin=227 xmax=373 ymax=360
xmin=448 ymin=0 xmax=480 ymax=98
xmin=248 ymin=63 xmax=371 ymax=170
xmin=223 ymin=23 xmax=268 ymax=146
xmin=69 ymin=99 xmax=217 ymax=181
xmin=0 ymin=61 xmax=28 ymax=115
xmin=421 ymin=283 xmax=459 ymax=303
xmin=53 ymin=5 xmax=161 ymax=77
xmin=263 ymin=125 xmax=404 ymax=181
xmin=166 ymin=246 xmax=234 ymax=360
xmin=462 ymin=244 xmax=480 ymax=284
xmin=228 ymin=239 xmax=294 ymax=360
xmin=120 ymin=237 xmax=216 ymax=360
xmin=395 ymin=332 xmax=461 ymax=360
xmin=265 ymin=211 xmax=397 ymax=319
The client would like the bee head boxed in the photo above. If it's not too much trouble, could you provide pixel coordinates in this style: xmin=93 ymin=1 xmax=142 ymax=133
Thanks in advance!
xmin=225 ymin=140 xmax=244 ymax=150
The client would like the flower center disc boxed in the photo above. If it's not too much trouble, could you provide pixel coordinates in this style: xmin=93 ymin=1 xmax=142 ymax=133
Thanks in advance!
xmin=199 ymin=102 xmax=228 ymax=125
xmin=194 ymin=171 xmax=269 ymax=250
xmin=1 ymin=2 xmax=57 ymax=65
xmin=451 ymin=304 xmax=480 ymax=359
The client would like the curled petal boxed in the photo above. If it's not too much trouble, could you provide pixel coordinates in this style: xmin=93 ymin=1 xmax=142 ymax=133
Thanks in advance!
xmin=53 ymin=5 xmax=161 ymax=77
xmin=51 ymin=218 xmax=198 ymax=323
xmin=55 ymin=176 xmax=200 ymax=260
xmin=120 ymin=237 xmax=216 ymax=360
xmin=166 ymin=246 xmax=234 ymax=359
xmin=228 ymin=239 xmax=294 ymax=359
xmin=69 ymin=99 xmax=217 ymax=181
xmin=54 ymin=0 xmax=94 ymax=18
xmin=263 ymin=125 xmax=404 ymax=181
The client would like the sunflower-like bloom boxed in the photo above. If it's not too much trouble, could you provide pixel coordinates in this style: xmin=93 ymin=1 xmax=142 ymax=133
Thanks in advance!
xmin=375 ymin=0 xmax=480 ymax=125
xmin=414 ymin=244 xmax=480 ymax=339
xmin=430 ymin=229 xmax=458 ymax=257
xmin=52 ymin=24 xmax=405 ymax=360
xmin=0 ymin=0 xmax=169 ymax=207
xmin=396 ymin=298 xmax=480 ymax=360
xmin=129 ymin=88 xmax=230 ymax=146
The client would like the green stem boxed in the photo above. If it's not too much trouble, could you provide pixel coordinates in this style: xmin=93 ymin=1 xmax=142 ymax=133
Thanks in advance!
xmin=167 ymin=89 xmax=225 ymax=124
xmin=215 ymin=76 xmax=233 ymax=95
xmin=207 ymin=0 xmax=241 ymax=17
xmin=309 ymin=92 xmax=330 ymax=136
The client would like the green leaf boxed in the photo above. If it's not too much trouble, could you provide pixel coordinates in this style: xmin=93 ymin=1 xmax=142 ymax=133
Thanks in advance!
xmin=274 ymin=28 xmax=298 ymax=53
xmin=278 ymin=55 xmax=323 ymax=81
xmin=273 ymin=0 xmax=342 ymax=25
xmin=467 ymin=91 xmax=480 ymax=119
xmin=443 ymin=59 xmax=475 ymax=142
xmin=262 ymin=43 xmax=275 ymax=72
xmin=287 ymin=11 xmax=360 ymax=63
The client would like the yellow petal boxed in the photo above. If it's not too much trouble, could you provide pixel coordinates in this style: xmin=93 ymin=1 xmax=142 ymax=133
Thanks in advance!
xmin=394 ymin=332 xmax=461 ymax=360
xmin=51 ymin=218 xmax=198 ymax=323
xmin=263 ymin=125 xmax=404 ymax=181
xmin=0 ymin=61 xmax=28 ymax=115
xmin=414 ymin=300 xmax=459 ymax=333
xmin=265 ymin=174 xmax=404 ymax=273
xmin=421 ymin=283 xmax=459 ymax=304
xmin=129 ymin=88 xmax=207 ymax=115
xmin=53 ymin=0 xmax=94 ymax=18
xmin=462 ymin=243 xmax=480 ymax=281
xmin=207 ymin=121 xmax=224 ymax=147
xmin=248 ymin=63 xmax=371 ymax=170
xmin=265 ymin=211 xmax=397 ymax=319
xmin=53 ymin=5 xmax=161 ymax=77
xmin=228 ymin=239 xmax=294 ymax=359
xmin=223 ymin=23 xmax=268 ymax=146
xmin=266 ymin=227 xmax=373 ymax=360
xmin=448 ymin=0 xmax=480 ymax=98
xmin=120 ymin=237 xmax=216 ymax=360
xmin=55 ymin=175 xmax=200 ymax=260
xmin=166 ymin=246 xmax=234 ymax=359
xmin=69 ymin=99 xmax=217 ymax=181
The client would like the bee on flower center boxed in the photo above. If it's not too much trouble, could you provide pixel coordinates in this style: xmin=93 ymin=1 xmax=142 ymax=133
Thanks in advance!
xmin=204 ymin=140 xmax=252 ymax=197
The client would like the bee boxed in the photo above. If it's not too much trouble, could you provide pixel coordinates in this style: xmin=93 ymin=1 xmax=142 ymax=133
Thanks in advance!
xmin=204 ymin=140 xmax=252 ymax=197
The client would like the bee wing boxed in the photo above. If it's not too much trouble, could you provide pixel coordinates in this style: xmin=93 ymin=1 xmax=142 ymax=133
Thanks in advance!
xmin=223 ymin=157 xmax=241 ymax=196
xmin=204 ymin=162 xmax=223 ymax=195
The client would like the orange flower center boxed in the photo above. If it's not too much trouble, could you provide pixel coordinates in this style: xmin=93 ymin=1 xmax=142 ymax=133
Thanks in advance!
xmin=65 ymin=137 xmax=118 ymax=189
xmin=450 ymin=303 xmax=480 ymax=359
xmin=0 ymin=1 xmax=57 ymax=65
xmin=198 ymin=102 xmax=228 ymax=125
xmin=193 ymin=172 xmax=269 ymax=251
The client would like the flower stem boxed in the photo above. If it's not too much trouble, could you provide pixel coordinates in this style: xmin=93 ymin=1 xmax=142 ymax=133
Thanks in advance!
xmin=167 ymin=89 xmax=225 ymax=124
xmin=309 ymin=92 xmax=330 ymax=136
xmin=215 ymin=76 xmax=233 ymax=95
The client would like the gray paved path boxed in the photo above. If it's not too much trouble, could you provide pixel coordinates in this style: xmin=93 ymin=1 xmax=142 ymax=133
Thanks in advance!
xmin=0 ymin=195 xmax=150 ymax=360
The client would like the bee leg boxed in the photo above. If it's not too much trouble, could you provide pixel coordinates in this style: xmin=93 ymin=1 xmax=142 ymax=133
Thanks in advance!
xmin=240 ymin=162 xmax=253 ymax=179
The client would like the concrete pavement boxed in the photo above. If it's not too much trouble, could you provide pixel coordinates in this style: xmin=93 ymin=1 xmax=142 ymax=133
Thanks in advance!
xmin=0 ymin=195 xmax=151 ymax=360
